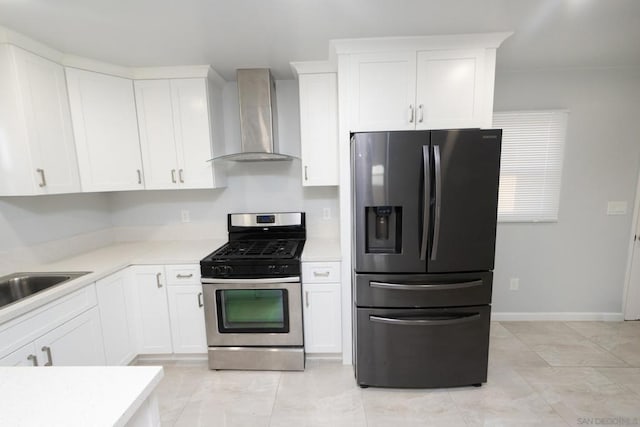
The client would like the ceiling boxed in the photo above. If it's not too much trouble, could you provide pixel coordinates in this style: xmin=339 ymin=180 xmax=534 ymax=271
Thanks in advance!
xmin=1 ymin=0 xmax=639 ymax=80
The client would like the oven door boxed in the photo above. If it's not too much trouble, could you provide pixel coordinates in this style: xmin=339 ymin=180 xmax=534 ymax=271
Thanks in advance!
xmin=201 ymin=277 xmax=303 ymax=347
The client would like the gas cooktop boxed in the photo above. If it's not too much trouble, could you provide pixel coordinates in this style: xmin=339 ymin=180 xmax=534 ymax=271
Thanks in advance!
xmin=200 ymin=212 xmax=306 ymax=279
xmin=208 ymin=239 xmax=300 ymax=260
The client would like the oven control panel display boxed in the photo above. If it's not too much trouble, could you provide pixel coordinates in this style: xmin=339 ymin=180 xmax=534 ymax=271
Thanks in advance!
xmin=256 ymin=215 xmax=276 ymax=224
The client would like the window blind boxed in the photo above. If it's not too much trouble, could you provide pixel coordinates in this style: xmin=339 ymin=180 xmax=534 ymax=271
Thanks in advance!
xmin=493 ymin=110 xmax=568 ymax=222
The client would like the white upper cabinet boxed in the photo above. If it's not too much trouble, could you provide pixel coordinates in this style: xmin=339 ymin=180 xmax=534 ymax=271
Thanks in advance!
xmin=339 ymin=33 xmax=510 ymax=132
xmin=0 ymin=45 xmax=80 ymax=196
xmin=292 ymin=62 xmax=339 ymax=186
xmin=135 ymin=77 xmax=225 ymax=190
xmin=349 ymin=50 xmax=486 ymax=131
xmin=349 ymin=52 xmax=417 ymax=132
xmin=415 ymin=49 xmax=485 ymax=130
xmin=66 ymin=67 xmax=145 ymax=192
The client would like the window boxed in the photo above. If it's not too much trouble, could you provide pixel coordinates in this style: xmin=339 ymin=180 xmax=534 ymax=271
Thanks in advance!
xmin=493 ymin=110 xmax=568 ymax=222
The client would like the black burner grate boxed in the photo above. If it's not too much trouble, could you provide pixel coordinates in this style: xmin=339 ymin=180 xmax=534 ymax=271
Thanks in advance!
xmin=210 ymin=240 xmax=299 ymax=259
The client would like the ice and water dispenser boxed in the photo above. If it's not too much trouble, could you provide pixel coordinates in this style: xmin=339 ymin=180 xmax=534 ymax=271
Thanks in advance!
xmin=365 ymin=206 xmax=402 ymax=253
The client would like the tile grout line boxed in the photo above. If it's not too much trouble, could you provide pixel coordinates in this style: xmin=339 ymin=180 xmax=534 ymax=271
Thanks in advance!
xmin=561 ymin=321 xmax=633 ymax=368
xmin=267 ymin=372 xmax=283 ymax=427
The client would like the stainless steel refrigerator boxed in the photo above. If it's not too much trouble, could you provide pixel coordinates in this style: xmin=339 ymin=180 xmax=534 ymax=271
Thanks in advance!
xmin=352 ymin=128 xmax=501 ymax=388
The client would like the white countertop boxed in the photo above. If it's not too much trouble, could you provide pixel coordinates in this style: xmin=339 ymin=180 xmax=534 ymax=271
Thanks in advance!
xmin=0 ymin=366 xmax=163 ymax=427
xmin=1 ymin=237 xmax=340 ymax=325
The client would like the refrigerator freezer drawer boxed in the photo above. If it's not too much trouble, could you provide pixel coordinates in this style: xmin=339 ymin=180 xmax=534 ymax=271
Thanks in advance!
xmin=355 ymin=272 xmax=492 ymax=308
xmin=355 ymin=305 xmax=490 ymax=388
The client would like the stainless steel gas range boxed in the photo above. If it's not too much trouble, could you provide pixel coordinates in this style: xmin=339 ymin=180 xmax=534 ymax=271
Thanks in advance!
xmin=199 ymin=212 xmax=306 ymax=371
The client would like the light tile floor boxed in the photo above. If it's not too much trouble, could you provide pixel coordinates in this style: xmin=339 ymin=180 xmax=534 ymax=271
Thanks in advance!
xmin=145 ymin=321 xmax=640 ymax=426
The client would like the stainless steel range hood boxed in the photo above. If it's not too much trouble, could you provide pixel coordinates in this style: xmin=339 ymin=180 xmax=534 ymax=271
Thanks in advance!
xmin=213 ymin=68 xmax=296 ymax=162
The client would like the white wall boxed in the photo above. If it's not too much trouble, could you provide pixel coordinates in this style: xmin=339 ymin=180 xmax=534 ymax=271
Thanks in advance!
xmin=492 ymin=67 xmax=640 ymax=315
xmin=0 ymin=193 xmax=113 ymax=274
xmin=0 ymin=193 xmax=112 ymax=251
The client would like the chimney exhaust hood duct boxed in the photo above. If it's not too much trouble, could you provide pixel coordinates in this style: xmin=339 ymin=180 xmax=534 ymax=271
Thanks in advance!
xmin=213 ymin=68 xmax=296 ymax=162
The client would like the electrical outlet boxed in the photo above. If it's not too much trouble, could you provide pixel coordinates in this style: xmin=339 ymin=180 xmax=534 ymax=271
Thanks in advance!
xmin=322 ymin=208 xmax=331 ymax=220
xmin=181 ymin=210 xmax=191 ymax=223
xmin=509 ymin=278 xmax=520 ymax=291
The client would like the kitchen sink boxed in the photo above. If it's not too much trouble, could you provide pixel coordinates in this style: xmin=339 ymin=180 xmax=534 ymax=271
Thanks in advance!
xmin=0 ymin=271 xmax=91 ymax=309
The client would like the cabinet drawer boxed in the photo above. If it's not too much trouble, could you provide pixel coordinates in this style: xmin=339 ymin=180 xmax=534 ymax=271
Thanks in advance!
xmin=165 ymin=264 xmax=200 ymax=285
xmin=302 ymin=262 xmax=340 ymax=283
xmin=0 ymin=284 xmax=97 ymax=358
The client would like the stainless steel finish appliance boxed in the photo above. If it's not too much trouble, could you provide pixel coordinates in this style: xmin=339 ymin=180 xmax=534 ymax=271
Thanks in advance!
xmin=211 ymin=69 xmax=296 ymax=162
xmin=352 ymin=129 xmax=501 ymax=388
xmin=200 ymin=212 xmax=306 ymax=371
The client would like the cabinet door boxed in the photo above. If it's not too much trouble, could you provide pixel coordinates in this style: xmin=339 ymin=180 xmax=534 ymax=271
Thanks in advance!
xmin=34 ymin=307 xmax=106 ymax=366
xmin=0 ymin=343 xmax=39 ymax=367
xmin=415 ymin=49 xmax=485 ymax=130
xmin=96 ymin=270 xmax=136 ymax=365
xmin=129 ymin=266 xmax=173 ymax=354
xmin=135 ymin=79 xmax=179 ymax=190
xmin=303 ymin=283 xmax=342 ymax=354
xmin=171 ymin=78 xmax=215 ymax=189
xmin=11 ymin=46 xmax=80 ymax=194
xmin=349 ymin=52 xmax=417 ymax=132
xmin=66 ymin=68 xmax=144 ymax=191
xmin=167 ymin=285 xmax=207 ymax=353
xmin=299 ymin=73 xmax=338 ymax=186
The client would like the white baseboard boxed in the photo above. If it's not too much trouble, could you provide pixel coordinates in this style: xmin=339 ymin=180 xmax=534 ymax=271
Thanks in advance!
xmin=491 ymin=312 xmax=625 ymax=321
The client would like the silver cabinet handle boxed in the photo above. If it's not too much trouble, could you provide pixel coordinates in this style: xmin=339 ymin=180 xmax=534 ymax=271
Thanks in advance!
xmin=41 ymin=346 xmax=53 ymax=366
xmin=179 ymin=169 xmax=184 ymax=183
xmin=171 ymin=169 xmax=177 ymax=183
xmin=305 ymin=291 xmax=309 ymax=308
xmin=408 ymin=105 xmax=414 ymax=123
xmin=36 ymin=169 xmax=46 ymax=187
xmin=137 ymin=169 xmax=142 ymax=184
xmin=420 ymin=145 xmax=430 ymax=261
xmin=313 ymin=271 xmax=330 ymax=277
xmin=156 ymin=272 xmax=162 ymax=288
xmin=27 ymin=354 xmax=38 ymax=366
xmin=370 ymin=313 xmax=480 ymax=326
xmin=304 ymin=166 xmax=308 ymax=181
xmin=418 ymin=104 xmax=424 ymax=123
xmin=370 ymin=280 xmax=484 ymax=291
xmin=176 ymin=273 xmax=193 ymax=279
xmin=431 ymin=145 xmax=442 ymax=261
xmin=197 ymin=292 xmax=203 ymax=308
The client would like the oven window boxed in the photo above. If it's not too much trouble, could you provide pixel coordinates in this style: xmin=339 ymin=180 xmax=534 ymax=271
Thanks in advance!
xmin=216 ymin=289 xmax=290 ymax=333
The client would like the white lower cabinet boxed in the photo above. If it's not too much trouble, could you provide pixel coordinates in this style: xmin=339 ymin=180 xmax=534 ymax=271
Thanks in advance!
xmin=33 ymin=307 xmax=105 ymax=366
xmin=0 ymin=284 xmax=105 ymax=367
xmin=167 ymin=285 xmax=207 ymax=353
xmin=129 ymin=266 xmax=173 ymax=354
xmin=96 ymin=270 xmax=136 ymax=365
xmin=301 ymin=262 xmax=342 ymax=354
xmin=0 ymin=342 xmax=40 ymax=367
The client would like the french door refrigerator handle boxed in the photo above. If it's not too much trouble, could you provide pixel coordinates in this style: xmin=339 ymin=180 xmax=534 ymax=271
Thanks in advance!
xmin=431 ymin=144 xmax=442 ymax=261
xmin=370 ymin=279 xmax=484 ymax=291
xmin=370 ymin=313 xmax=481 ymax=326
xmin=420 ymin=145 xmax=430 ymax=261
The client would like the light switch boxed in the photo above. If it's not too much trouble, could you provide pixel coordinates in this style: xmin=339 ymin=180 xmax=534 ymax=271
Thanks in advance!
xmin=607 ymin=201 xmax=628 ymax=215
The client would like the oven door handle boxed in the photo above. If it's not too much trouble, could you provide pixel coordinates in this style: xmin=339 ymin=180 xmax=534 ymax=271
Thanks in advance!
xmin=370 ymin=313 xmax=481 ymax=326
xmin=201 ymin=276 xmax=300 ymax=284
